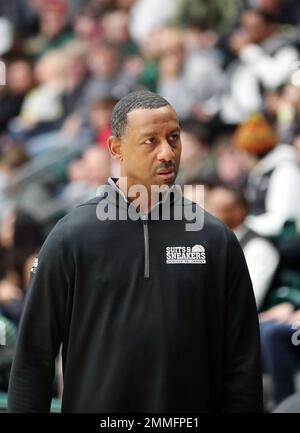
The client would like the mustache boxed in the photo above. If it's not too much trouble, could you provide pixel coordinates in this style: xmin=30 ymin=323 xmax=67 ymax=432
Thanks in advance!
xmin=156 ymin=162 xmax=176 ymax=172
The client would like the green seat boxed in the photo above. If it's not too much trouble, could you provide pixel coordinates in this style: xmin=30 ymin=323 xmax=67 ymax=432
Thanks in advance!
xmin=267 ymin=220 xmax=297 ymax=248
xmin=262 ymin=269 xmax=300 ymax=310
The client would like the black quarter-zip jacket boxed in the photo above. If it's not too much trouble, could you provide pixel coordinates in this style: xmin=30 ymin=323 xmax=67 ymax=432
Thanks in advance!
xmin=8 ymin=178 xmax=263 ymax=413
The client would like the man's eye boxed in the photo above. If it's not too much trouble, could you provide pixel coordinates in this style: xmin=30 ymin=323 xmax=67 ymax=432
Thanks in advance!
xmin=144 ymin=138 xmax=155 ymax=144
xmin=169 ymin=134 xmax=179 ymax=141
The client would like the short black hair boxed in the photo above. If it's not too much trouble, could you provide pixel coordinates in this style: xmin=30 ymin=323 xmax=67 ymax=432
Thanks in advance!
xmin=111 ymin=90 xmax=171 ymax=138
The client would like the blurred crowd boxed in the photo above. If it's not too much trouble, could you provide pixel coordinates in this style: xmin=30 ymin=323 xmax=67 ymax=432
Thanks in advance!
xmin=0 ymin=0 xmax=300 ymax=412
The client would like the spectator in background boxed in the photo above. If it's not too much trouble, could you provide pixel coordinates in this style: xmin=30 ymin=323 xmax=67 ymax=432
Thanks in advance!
xmin=73 ymin=5 xmax=102 ymax=48
xmin=60 ymin=43 xmax=90 ymax=120
xmin=61 ymin=146 xmax=112 ymax=210
xmin=0 ymin=59 xmax=35 ymax=133
xmin=206 ymin=185 xmax=279 ymax=309
xmin=176 ymin=120 xmax=215 ymax=185
xmin=0 ymin=208 xmax=43 ymax=391
xmin=136 ymin=28 xmax=162 ymax=93
xmin=233 ymin=113 xmax=300 ymax=237
xmin=247 ymin=0 xmax=300 ymax=26
xmin=0 ymin=210 xmax=43 ymax=325
xmin=57 ymin=43 xmax=91 ymax=139
xmin=204 ymin=140 xmax=250 ymax=190
xmin=20 ymin=43 xmax=93 ymax=156
xmin=88 ymin=0 xmax=116 ymax=15
xmin=273 ymin=84 xmax=300 ymax=145
xmin=115 ymin=0 xmax=136 ymax=11
xmin=172 ymin=0 xmax=243 ymax=33
xmin=259 ymin=301 xmax=300 ymax=406
xmin=0 ymin=145 xmax=30 ymax=208
xmin=0 ymin=144 xmax=29 ymax=174
xmin=102 ymin=8 xmax=143 ymax=81
xmin=0 ymin=144 xmax=53 ymax=225
xmin=24 ymin=0 xmax=75 ymax=58
xmin=8 ymin=50 xmax=67 ymax=144
xmin=220 ymin=8 xmax=299 ymax=126
xmin=128 ymin=0 xmax=174 ymax=44
xmin=82 ymin=42 xmax=139 ymax=114
xmin=89 ymin=97 xmax=117 ymax=148
xmin=101 ymin=9 xmax=139 ymax=58
xmin=157 ymin=27 xmax=223 ymax=121
xmin=25 ymin=42 xmax=139 ymax=157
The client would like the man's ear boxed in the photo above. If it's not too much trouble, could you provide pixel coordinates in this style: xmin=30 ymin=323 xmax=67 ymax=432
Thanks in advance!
xmin=108 ymin=136 xmax=123 ymax=161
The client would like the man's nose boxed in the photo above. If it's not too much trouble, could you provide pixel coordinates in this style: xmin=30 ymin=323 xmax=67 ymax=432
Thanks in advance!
xmin=157 ymin=140 xmax=174 ymax=162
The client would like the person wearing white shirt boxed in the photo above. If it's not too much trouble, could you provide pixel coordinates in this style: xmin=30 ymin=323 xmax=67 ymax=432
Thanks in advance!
xmin=206 ymin=185 xmax=279 ymax=309
xmin=221 ymin=9 xmax=299 ymax=125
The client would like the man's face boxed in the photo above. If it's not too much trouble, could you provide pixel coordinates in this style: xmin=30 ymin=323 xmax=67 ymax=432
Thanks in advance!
xmin=88 ymin=46 xmax=120 ymax=78
xmin=206 ymin=188 xmax=245 ymax=229
xmin=241 ymin=11 xmax=269 ymax=44
xmin=113 ymin=105 xmax=181 ymax=192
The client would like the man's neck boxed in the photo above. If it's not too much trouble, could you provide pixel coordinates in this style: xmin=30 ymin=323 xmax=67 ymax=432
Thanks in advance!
xmin=115 ymin=177 xmax=173 ymax=214
xmin=116 ymin=178 xmax=152 ymax=214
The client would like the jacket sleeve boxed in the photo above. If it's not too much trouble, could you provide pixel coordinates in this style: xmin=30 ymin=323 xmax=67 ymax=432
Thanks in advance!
xmin=223 ymin=230 xmax=263 ymax=413
xmin=7 ymin=218 xmax=72 ymax=412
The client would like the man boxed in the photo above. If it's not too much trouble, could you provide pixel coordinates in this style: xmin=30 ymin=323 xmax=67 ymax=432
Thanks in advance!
xmin=157 ymin=27 xmax=223 ymax=121
xmin=206 ymin=185 xmax=279 ymax=309
xmin=233 ymin=113 xmax=300 ymax=238
xmin=221 ymin=8 xmax=299 ymax=125
xmin=259 ymin=301 xmax=300 ymax=406
xmin=8 ymin=90 xmax=263 ymax=412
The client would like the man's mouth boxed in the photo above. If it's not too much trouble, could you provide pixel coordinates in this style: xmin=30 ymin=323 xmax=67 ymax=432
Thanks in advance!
xmin=156 ymin=168 xmax=176 ymax=180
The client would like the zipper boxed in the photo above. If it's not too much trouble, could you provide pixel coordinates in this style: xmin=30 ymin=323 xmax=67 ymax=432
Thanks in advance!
xmin=141 ymin=214 xmax=150 ymax=278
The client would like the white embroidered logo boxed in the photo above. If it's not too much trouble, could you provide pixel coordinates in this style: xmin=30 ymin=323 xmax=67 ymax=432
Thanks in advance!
xmin=31 ymin=257 xmax=39 ymax=274
xmin=166 ymin=245 xmax=206 ymax=264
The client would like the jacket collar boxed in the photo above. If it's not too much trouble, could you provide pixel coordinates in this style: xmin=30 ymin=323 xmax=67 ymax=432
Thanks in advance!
xmin=105 ymin=176 xmax=184 ymax=216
